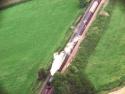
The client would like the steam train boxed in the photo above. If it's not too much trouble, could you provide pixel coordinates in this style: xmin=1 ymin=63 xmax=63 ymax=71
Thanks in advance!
xmin=78 ymin=0 xmax=101 ymax=35
xmin=42 ymin=0 xmax=102 ymax=94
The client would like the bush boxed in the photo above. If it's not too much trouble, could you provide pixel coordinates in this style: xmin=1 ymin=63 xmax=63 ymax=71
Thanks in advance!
xmin=79 ymin=0 xmax=90 ymax=8
xmin=38 ymin=68 xmax=48 ymax=81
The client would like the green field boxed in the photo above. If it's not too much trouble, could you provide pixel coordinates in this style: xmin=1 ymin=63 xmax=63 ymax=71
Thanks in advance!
xmin=0 ymin=0 xmax=80 ymax=94
xmin=85 ymin=0 xmax=125 ymax=91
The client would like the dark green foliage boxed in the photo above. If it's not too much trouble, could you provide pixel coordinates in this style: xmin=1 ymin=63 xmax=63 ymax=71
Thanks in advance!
xmin=0 ymin=83 xmax=8 ymax=94
xmin=52 ymin=74 xmax=69 ymax=94
xmin=66 ymin=69 xmax=96 ymax=94
xmin=53 ymin=69 xmax=96 ymax=94
xmin=79 ymin=0 xmax=85 ymax=8
xmin=79 ymin=0 xmax=90 ymax=8
xmin=38 ymin=68 xmax=48 ymax=81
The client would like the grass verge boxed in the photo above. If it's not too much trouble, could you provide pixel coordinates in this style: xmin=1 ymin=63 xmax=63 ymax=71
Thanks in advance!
xmin=85 ymin=0 xmax=125 ymax=92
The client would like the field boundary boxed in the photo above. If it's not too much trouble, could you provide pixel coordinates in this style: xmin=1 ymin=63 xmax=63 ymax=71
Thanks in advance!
xmin=0 ymin=0 xmax=31 ymax=9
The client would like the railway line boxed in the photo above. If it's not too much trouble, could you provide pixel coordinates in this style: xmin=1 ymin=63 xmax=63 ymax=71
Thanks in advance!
xmin=40 ymin=0 xmax=106 ymax=94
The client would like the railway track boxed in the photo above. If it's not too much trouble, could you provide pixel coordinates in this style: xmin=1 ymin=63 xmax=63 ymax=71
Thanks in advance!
xmin=40 ymin=0 xmax=106 ymax=94
xmin=61 ymin=0 xmax=106 ymax=73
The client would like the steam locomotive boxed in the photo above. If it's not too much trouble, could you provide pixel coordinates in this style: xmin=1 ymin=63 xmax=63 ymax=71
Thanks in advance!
xmin=42 ymin=0 xmax=102 ymax=94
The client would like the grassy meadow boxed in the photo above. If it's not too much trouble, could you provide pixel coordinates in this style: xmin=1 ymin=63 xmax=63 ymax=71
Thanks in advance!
xmin=0 ymin=0 xmax=80 ymax=94
xmin=85 ymin=0 xmax=125 ymax=91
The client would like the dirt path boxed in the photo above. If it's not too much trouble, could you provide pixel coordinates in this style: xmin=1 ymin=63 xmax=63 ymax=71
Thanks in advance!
xmin=108 ymin=87 xmax=125 ymax=94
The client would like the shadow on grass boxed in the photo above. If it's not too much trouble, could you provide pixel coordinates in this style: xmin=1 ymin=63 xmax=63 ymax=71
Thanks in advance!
xmin=0 ymin=83 xmax=8 ymax=94
xmin=118 ymin=0 xmax=125 ymax=11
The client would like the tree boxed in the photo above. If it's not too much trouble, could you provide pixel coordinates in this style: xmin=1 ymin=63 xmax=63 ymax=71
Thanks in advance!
xmin=79 ymin=0 xmax=85 ymax=8
xmin=79 ymin=0 xmax=91 ymax=8
xmin=37 ymin=68 xmax=47 ymax=81
xmin=52 ymin=73 xmax=69 ymax=94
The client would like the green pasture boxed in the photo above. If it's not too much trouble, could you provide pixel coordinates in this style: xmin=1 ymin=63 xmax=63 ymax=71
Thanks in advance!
xmin=85 ymin=0 xmax=125 ymax=91
xmin=0 ymin=0 xmax=80 ymax=94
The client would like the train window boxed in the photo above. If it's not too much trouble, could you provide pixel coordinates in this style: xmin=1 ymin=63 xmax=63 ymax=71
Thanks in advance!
xmin=89 ymin=1 xmax=98 ymax=13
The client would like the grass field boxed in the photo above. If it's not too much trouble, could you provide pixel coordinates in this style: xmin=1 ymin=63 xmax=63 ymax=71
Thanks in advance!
xmin=0 ymin=0 xmax=80 ymax=94
xmin=85 ymin=0 xmax=125 ymax=91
